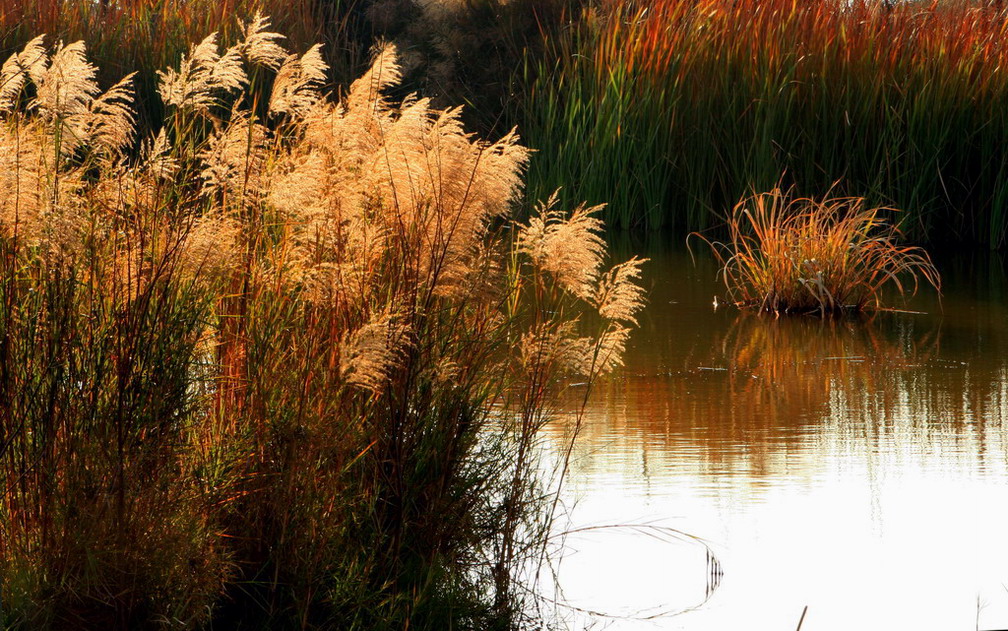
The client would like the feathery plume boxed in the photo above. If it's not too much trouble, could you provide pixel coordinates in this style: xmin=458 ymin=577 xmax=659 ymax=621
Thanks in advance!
xmin=240 ymin=12 xmax=288 ymax=70
xmin=32 ymin=40 xmax=99 ymax=153
xmin=198 ymin=110 xmax=268 ymax=202
xmin=19 ymin=34 xmax=49 ymax=87
xmin=33 ymin=40 xmax=98 ymax=118
xmin=591 ymin=323 xmax=632 ymax=373
xmin=177 ymin=213 xmax=241 ymax=281
xmin=268 ymin=151 xmax=329 ymax=222
xmin=521 ymin=321 xmax=628 ymax=378
xmin=94 ymin=128 xmax=177 ymax=216
xmin=143 ymin=128 xmax=178 ymax=181
xmin=341 ymin=309 xmax=412 ymax=394
xmin=1 ymin=34 xmax=51 ymax=112
xmin=158 ymin=32 xmax=247 ymax=112
xmin=212 ymin=44 xmax=247 ymax=94
xmin=346 ymin=43 xmax=401 ymax=113
xmin=517 ymin=193 xmax=607 ymax=300
xmin=520 ymin=321 xmax=593 ymax=377
xmin=0 ymin=51 xmax=26 ymax=113
xmin=0 ymin=121 xmax=45 ymax=239
xmin=268 ymin=44 xmax=328 ymax=119
xmin=593 ymin=257 xmax=647 ymax=325
xmin=86 ymin=72 xmax=137 ymax=156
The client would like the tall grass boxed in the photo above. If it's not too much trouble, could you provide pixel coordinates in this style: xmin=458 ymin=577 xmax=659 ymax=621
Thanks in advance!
xmin=524 ymin=0 xmax=1008 ymax=245
xmin=0 ymin=0 xmax=374 ymax=133
xmin=0 ymin=19 xmax=645 ymax=630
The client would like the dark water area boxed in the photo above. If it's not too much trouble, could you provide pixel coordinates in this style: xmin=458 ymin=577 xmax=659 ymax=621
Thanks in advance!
xmin=542 ymin=237 xmax=1008 ymax=630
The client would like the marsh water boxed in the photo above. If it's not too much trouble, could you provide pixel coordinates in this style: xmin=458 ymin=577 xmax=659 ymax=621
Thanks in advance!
xmin=542 ymin=240 xmax=1008 ymax=631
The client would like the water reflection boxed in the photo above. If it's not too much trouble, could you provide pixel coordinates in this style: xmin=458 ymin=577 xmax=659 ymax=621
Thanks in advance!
xmin=545 ymin=241 xmax=1008 ymax=631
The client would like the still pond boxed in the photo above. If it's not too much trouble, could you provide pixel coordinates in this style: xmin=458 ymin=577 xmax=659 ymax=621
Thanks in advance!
xmin=541 ymin=239 xmax=1008 ymax=631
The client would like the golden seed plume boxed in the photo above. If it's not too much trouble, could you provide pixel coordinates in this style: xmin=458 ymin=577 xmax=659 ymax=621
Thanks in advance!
xmin=198 ymin=109 xmax=268 ymax=203
xmin=177 ymin=213 xmax=242 ymax=281
xmin=1 ymin=35 xmax=50 ymax=113
xmin=158 ymin=32 xmax=248 ymax=112
xmin=346 ymin=43 xmax=401 ymax=113
xmin=340 ymin=309 xmax=412 ymax=394
xmin=32 ymin=40 xmax=100 ymax=153
xmin=594 ymin=256 xmax=648 ymax=325
xmin=240 ymin=12 xmax=288 ymax=71
xmin=269 ymin=44 xmax=328 ymax=119
xmin=86 ymin=72 xmax=137 ymax=156
xmin=520 ymin=321 xmax=593 ymax=377
xmin=0 ymin=121 xmax=46 ymax=241
xmin=518 ymin=193 xmax=607 ymax=301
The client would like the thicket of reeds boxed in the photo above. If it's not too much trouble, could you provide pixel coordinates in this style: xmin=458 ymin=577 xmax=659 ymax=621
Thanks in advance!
xmin=0 ymin=18 xmax=645 ymax=629
xmin=695 ymin=190 xmax=940 ymax=314
xmin=0 ymin=0 xmax=588 ymax=139
xmin=524 ymin=0 xmax=1008 ymax=246
xmin=0 ymin=0 xmax=382 ymax=136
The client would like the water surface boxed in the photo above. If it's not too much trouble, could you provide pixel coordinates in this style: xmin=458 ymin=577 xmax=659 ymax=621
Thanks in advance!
xmin=543 ymin=241 xmax=1008 ymax=631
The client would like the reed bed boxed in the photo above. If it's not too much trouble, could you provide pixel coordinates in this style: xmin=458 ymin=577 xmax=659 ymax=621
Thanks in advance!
xmin=524 ymin=0 xmax=1008 ymax=245
xmin=696 ymin=190 xmax=940 ymax=314
xmin=0 ymin=0 xmax=374 ymax=132
xmin=0 ymin=19 xmax=645 ymax=630
xmin=0 ymin=0 xmax=587 ymax=140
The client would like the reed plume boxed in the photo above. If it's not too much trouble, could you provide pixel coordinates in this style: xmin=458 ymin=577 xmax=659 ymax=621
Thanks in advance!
xmin=268 ymin=44 xmax=328 ymax=119
xmin=239 ymin=12 xmax=288 ymax=71
xmin=0 ymin=35 xmax=47 ymax=113
xmin=518 ymin=192 xmax=607 ymax=301
xmin=157 ymin=33 xmax=247 ymax=112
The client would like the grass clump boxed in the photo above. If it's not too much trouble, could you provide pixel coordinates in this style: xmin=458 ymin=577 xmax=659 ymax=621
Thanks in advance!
xmin=696 ymin=189 xmax=941 ymax=315
xmin=0 ymin=17 xmax=646 ymax=630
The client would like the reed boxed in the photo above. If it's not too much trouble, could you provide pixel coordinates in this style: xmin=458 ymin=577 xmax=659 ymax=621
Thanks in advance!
xmin=695 ymin=189 xmax=941 ymax=314
xmin=0 ymin=19 xmax=645 ymax=630
xmin=524 ymin=0 xmax=1008 ymax=245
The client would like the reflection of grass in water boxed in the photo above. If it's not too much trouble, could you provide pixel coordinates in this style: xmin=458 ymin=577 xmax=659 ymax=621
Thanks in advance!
xmin=724 ymin=311 xmax=927 ymax=386
xmin=717 ymin=311 xmax=939 ymax=436
xmin=559 ymin=308 xmax=950 ymax=478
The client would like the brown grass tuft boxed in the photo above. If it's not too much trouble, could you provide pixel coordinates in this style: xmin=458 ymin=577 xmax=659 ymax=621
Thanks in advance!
xmin=697 ymin=189 xmax=941 ymax=315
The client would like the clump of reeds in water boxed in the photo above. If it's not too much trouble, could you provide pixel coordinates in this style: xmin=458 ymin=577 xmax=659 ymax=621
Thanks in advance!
xmin=0 ymin=16 xmax=645 ymax=630
xmin=697 ymin=189 xmax=940 ymax=315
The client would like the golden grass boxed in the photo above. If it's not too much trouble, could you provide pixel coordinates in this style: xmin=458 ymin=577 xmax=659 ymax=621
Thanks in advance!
xmin=0 ymin=17 xmax=646 ymax=628
xmin=696 ymin=189 xmax=941 ymax=315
